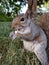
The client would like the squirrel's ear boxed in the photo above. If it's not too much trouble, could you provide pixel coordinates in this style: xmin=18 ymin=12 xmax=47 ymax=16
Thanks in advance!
xmin=25 ymin=9 xmax=31 ymax=19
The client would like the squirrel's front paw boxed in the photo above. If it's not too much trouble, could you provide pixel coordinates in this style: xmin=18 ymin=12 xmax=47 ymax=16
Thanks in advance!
xmin=9 ymin=31 xmax=16 ymax=40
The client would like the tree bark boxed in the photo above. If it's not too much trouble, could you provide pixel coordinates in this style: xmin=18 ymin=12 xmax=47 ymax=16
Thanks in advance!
xmin=28 ymin=0 xmax=37 ymax=18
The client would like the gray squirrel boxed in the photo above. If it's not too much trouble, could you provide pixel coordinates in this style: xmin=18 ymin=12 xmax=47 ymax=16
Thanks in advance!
xmin=10 ymin=14 xmax=48 ymax=65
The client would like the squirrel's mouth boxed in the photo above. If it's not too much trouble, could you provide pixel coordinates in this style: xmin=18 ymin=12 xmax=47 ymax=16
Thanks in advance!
xmin=14 ymin=25 xmax=25 ymax=31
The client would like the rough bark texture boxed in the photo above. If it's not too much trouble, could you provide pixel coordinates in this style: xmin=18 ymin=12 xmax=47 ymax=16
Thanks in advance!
xmin=28 ymin=0 xmax=37 ymax=18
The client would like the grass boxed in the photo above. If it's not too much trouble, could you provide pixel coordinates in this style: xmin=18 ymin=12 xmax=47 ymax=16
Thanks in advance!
xmin=0 ymin=22 xmax=49 ymax=65
xmin=0 ymin=14 xmax=13 ymax=22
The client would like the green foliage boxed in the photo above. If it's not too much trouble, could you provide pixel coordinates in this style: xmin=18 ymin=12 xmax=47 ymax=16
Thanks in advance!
xmin=0 ymin=0 xmax=49 ymax=22
xmin=0 ymin=0 xmax=21 ymax=21
xmin=0 ymin=14 xmax=13 ymax=22
xmin=37 ymin=0 xmax=49 ymax=6
xmin=0 ymin=0 xmax=21 ymax=16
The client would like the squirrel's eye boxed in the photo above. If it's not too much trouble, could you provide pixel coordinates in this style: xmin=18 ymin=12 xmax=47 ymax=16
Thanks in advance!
xmin=20 ymin=18 xmax=24 ymax=21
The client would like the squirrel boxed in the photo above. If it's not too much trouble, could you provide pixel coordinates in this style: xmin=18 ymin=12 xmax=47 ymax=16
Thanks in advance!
xmin=9 ymin=13 xmax=48 ymax=65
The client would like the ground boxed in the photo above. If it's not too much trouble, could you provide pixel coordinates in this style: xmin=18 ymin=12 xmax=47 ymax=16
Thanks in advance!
xmin=0 ymin=22 xmax=49 ymax=65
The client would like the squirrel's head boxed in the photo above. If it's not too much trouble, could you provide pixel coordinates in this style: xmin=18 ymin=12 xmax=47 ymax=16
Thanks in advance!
xmin=12 ymin=14 xmax=30 ymax=31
